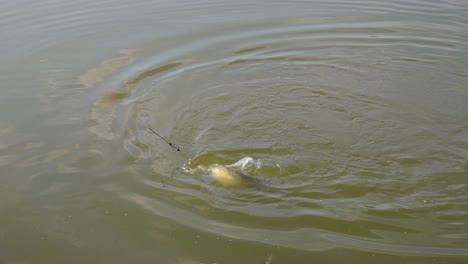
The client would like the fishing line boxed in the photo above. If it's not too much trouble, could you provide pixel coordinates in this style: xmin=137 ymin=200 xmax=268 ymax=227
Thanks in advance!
xmin=148 ymin=127 xmax=180 ymax=151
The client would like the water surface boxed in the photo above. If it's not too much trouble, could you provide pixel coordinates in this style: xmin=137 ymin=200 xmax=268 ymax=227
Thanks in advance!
xmin=1 ymin=0 xmax=468 ymax=263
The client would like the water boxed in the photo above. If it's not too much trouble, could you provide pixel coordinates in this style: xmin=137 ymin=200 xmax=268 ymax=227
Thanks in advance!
xmin=1 ymin=0 xmax=468 ymax=263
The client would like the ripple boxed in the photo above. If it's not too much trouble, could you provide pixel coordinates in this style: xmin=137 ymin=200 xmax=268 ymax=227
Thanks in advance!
xmin=81 ymin=12 xmax=468 ymax=256
xmin=125 ymin=192 xmax=468 ymax=256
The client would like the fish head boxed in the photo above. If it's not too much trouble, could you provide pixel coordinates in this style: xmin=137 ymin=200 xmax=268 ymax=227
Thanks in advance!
xmin=208 ymin=164 xmax=228 ymax=176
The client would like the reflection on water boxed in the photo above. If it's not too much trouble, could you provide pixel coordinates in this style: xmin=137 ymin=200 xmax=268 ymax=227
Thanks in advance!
xmin=1 ymin=0 xmax=468 ymax=263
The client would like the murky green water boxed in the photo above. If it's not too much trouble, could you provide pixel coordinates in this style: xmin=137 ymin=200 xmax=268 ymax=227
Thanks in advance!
xmin=1 ymin=0 xmax=468 ymax=263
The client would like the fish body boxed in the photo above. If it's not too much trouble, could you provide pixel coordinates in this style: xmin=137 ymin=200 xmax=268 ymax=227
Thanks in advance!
xmin=208 ymin=164 xmax=256 ymax=187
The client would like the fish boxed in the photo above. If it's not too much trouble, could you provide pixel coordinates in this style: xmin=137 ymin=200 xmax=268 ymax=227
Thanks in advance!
xmin=207 ymin=164 xmax=257 ymax=187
